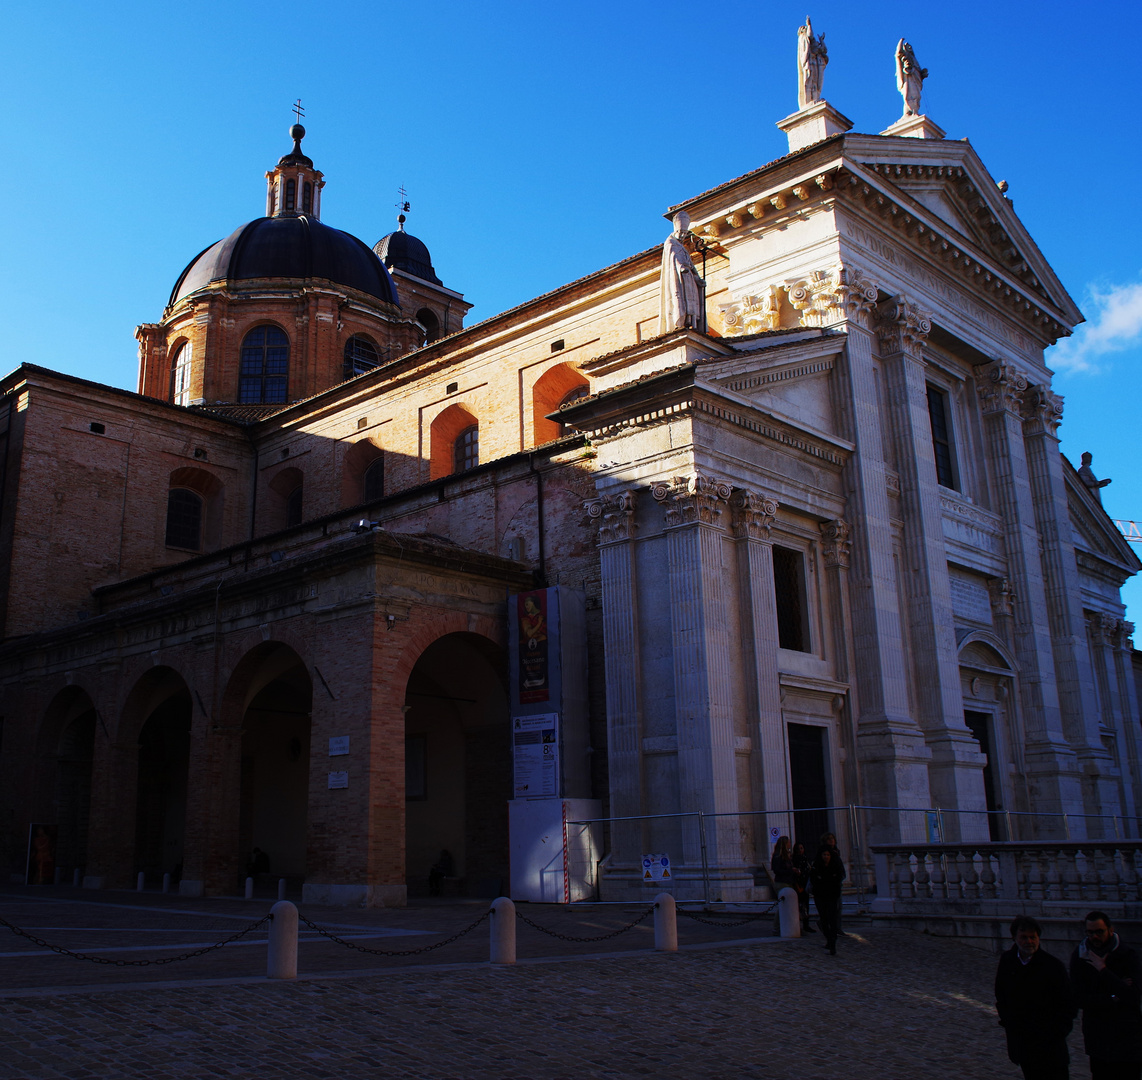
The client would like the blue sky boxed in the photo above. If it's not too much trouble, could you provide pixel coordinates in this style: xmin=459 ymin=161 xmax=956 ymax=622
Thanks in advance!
xmin=3 ymin=0 xmax=1142 ymax=616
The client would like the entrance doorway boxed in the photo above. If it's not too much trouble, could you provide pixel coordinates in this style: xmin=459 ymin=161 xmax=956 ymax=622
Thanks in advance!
xmin=788 ymin=723 xmax=830 ymax=848
xmin=237 ymin=651 xmax=312 ymax=886
xmin=964 ymin=710 xmax=1003 ymax=840
xmin=404 ymin=633 xmax=509 ymax=898
xmin=135 ymin=692 xmax=191 ymax=883
xmin=56 ymin=709 xmax=96 ymax=881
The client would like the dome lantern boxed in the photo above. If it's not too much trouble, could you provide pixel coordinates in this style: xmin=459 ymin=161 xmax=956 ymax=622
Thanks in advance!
xmin=265 ymin=118 xmax=325 ymax=220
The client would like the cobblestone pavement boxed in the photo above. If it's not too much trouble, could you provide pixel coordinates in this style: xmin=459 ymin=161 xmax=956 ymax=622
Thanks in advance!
xmin=0 ymin=887 xmax=1079 ymax=1078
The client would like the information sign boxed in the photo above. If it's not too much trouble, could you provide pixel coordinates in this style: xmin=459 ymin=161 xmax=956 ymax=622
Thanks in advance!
xmin=641 ymin=853 xmax=671 ymax=881
xmin=512 ymin=713 xmax=559 ymax=798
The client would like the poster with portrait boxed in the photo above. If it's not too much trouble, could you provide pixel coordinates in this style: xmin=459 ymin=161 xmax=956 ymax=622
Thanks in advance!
xmin=516 ymin=589 xmax=550 ymax=703
xmin=26 ymin=823 xmax=57 ymax=885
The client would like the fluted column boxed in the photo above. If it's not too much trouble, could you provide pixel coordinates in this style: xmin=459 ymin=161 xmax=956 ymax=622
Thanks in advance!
xmin=730 ymin=490 xmax=786 ymax=817
xmin=976 ymin=360 xmax=1084 ymax=831
xmin=875 ymin=298 xmax=987 ymax=839
xmin=1113 ymin=621 xmax=1142 ymax=831
xmin=652 ymin=474 xmax=745 ymax=878
xmin=586 ymin=491 xmax=644 ymax=866
xmin=1023 ymin=384 xmax=1116 ymax=821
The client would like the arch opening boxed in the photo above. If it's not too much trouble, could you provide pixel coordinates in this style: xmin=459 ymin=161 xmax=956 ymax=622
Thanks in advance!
xmin=403 ymin=633 xmax=510 ymax=897
xmin=133 ymin=684 xmax=192 ymax=885
xmin=532 ymin=363 xmax=589 ymax=445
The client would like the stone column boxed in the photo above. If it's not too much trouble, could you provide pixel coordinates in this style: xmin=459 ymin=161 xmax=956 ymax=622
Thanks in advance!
xmin=586 ymin=491 xmax=644 ymax=870
xmin=875 ymin=298 xmax=987 ymax=839
xmin=975 ymin=361 xmax=1084 ymax=830
xmin=652 ymin=473 xmax=746 ymax=884
xmin=819 ymin=518 xmax=863 ymax=808
xmin=1112 ymin=621 xmax=1142 ymax=830
xmin=1088 ymin=613 xmax=1138 ymax=834
xmin=1023 ymin=384 xmax=1117 ymax=825
xmin=730 ymin=490 xmax=786 ymax=821
xmin=798 ymin=267 xmax=932 ymax=840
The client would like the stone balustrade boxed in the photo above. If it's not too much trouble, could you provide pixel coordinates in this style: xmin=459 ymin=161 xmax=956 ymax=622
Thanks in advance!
xmin=869 ymin=842 xmax=1142 ymax=908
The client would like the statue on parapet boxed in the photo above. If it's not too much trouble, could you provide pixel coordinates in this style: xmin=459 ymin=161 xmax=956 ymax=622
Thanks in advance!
xmin=797 ymin=17 xmax=828 ymax=109
xmin=1078 ymin=451 xmax=1112 ymax=502
xmin=895 ymin=38 xmax=928 ymax=116
xmin=659 ymin=211 xmax=706 ymax=335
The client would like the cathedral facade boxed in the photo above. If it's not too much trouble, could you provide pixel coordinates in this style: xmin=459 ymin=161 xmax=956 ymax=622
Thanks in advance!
xmin=1 ymin=71 xmax=1138 ymax=904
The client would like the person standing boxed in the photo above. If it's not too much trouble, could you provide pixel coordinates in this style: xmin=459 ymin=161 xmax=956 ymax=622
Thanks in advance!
xmin=1070 ymin=911 xmax=1142 ymax=1079
xmin=810 ymin=848 xmax=844 ymax=955
xmin=818 ymin=832 xmax=846 ymax=935
xmin=995 ymin=915 xmax=1075 ymax=1080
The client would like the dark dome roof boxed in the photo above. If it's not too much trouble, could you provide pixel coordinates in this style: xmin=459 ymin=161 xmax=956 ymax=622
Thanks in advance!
xmin=169 ymin=216 xmax=400 ymax=308
xmin=373 ymin=229 xmax=442 ymax=285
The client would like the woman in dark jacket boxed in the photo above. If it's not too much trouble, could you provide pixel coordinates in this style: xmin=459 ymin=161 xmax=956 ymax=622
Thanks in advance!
xmin=792 ymin=840 xmax=815 ymax=930
xmin=810 ymin=848 xmax=845 ymax=955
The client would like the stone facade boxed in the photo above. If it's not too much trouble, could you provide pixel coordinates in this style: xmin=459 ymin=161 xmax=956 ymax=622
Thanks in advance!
xmin=1 ymin=90 xmax=1139 ymax=905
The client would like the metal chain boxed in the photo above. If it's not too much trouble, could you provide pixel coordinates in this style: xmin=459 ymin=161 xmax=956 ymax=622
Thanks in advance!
xmin=676 ymin=906 xmax=776 ymax=928
xmin=0 ymin=912 xmax=272 ymax=967
xmin=514 ymin=905 xmax=654 ymax=942
xmin=297 ymin=910 xmax=490 ymax=957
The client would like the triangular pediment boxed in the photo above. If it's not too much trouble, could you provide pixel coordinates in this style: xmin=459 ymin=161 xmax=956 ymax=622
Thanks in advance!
xmin=1064 ymin=457 xmax=1141 ymax=573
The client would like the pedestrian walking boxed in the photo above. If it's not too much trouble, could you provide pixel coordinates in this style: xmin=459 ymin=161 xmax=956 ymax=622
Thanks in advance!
xmin=995 ymin=914 xmax=1075 ymax=1080
xmin=809 ymin=848 xmax=844 ymax=955
xmin=1070 ymin=911 xmax=1142 ymax=1079
xmin=818 ymin=831 xmax=846 ymax=935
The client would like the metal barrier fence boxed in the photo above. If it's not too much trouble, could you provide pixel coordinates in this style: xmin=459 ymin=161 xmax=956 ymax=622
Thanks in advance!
xmin=565 ymin=804 xmax=1142 ymax=905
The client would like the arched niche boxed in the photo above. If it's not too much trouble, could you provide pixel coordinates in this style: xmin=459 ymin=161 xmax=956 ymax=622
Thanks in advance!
xmin=430 ymin=403 xmax=478 ymax=481
xmin=341 ymin=437 xmax=384 ymax=507
xmin=532 ymin=363 xmax=589 ymax=446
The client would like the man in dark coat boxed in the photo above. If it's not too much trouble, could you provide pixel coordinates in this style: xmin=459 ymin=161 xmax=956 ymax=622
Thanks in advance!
xmin=995 ymin=915 xmax=1075 ymax=1079
xmin=809 ymin=848 xmax=845 ymax=955
xmin=1070 ymin=911 xmax=1142 ymax=1079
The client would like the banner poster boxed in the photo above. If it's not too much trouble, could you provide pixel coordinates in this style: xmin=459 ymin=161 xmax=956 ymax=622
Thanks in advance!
xmin=516 ymin=589 xmax=550 ymax=703
xmin=26 ymin=823 xmax=57 ymax=885
xmin=513 ymin=713 xmax=559 ymax=798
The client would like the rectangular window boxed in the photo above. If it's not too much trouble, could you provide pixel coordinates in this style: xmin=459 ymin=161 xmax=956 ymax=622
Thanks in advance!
xmin=772 ymin=545 xmax=810 ymax=652
xmin=927 ymin=386 xmax=957 ymax=490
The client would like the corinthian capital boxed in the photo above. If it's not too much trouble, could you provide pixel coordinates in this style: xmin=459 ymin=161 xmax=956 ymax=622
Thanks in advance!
xmin=785 ymin=264 xmax=881 ymax=329
xmin=731 ymin=490 xmax=779 ymax=539
xmin=975 ymin=360 xmax=1029 ymax=416
xmin=585 ymin=490 xmax=637 ymax=544
xmin=1021 ymin=384 xmax=1064 ymax=437
xmin=819 ymin=518 xmax=852 ymax=568
xmin=651 ymin=473 xmax=732 ymax=528
xmin=874 ymin=296 xmax=933 ymax=357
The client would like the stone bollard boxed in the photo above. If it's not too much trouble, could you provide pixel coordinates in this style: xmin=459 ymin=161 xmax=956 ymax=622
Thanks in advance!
xmin=72 ymin=869 xmax=81 ymax=887
xmin=654 ymin=893 xmax=677 ymax=952
xmin=278 ymin=878 xmax=287 ymax=901
xmin=267 ymin=900 xmax=298 ymax=979
xmin=162 ymin=873 xmax=171 ymax=894
xmin=777 ymin=887 xmax=801 ymax=938
xmin=489 ymin=897 xmax=516 ymax=964
xmin=137 ymin=871 xmax=145 ymax=892
xmin=245 ymin=876 xmax=254 ymax=900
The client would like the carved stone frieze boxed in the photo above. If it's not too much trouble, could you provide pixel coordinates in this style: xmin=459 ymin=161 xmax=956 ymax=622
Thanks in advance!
xmin=988 ymin=577 xmax=1016 ymax=617
xmin=1021 ymin=384 xmax=1064 ymax=437
xmin=875 ymin=296 xmax=933 ymax=357
xmin=585 ymin=490 xmax=637 ymax=545
xmin=731 ymin=490 xmax=779 ymax=539
xmin=819 ymin=518 xmax=852 ymax=568
xmin=786 ymin=264 xmax=881 ymax=328
xmin=651 ymin=473 xmax=732 ymax=528
xmin=720 ymin=284 xmax=781 ymax=336
xmin=975 ymin=360 xmax=1029 ymax=417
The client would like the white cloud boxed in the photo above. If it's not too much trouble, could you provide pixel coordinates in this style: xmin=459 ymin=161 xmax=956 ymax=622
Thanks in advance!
xmin=1051 ymin=279 xmax=1142 ymax=373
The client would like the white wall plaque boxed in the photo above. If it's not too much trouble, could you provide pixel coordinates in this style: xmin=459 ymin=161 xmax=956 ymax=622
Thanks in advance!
xmin=328 ymin=736 xmax=350 ymax=756
xmin=327 ymin=771 xmax=349 ymax=789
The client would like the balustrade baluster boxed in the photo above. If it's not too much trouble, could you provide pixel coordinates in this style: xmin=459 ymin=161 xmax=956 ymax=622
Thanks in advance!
xmin=930 ymin=851 xmax=947 ymax=899
xmin=1063 ymin=848 xmax=1083 ymax=901
xmin=980 ymin=851 xmax=998 ymax=899
xmin=914 ymin=853 xmax=931 ymax=899
xmin=960 ymin=849 xmax=979 ymax=900
xmin=1099 ymin=846 xmax=1123 ymax=902
xmin=1045 ymin=849 xmax=1062 ymax=901
xmin=1076 ymin=848 xmax=1095 ymax=901
xmin=1026 ymin=850 xmax=1044 ymax=901
xmin=944 ymin=849 xmax=963 ymax=899
xmin=1121 ymin=847 xmax=1140 ymax=902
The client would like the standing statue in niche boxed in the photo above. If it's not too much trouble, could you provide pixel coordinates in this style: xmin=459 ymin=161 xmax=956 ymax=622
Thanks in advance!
xmin=895 ymin=38 xmax=928 ymax=116
xmin=797 ymin=17 xmax=828 ymax=109
xmin=659 ymin=211 xmax=706 ymax=335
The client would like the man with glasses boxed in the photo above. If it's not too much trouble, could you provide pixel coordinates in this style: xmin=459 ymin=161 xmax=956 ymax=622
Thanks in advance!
xmin=1070 ymin=911 xmax=1142 ymax=1079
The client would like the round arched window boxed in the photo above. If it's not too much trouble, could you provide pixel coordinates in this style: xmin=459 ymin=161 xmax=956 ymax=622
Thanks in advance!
xmin=170 ymin=341 xmax=193 ymax=407
xmin=416 ymin=308 xmax=441 ymax=344
xmin=453 ymin=425 xmax=479 ymax=473
xmin=363 ymin=457 xmax=384 ymax=502
xmin=239 ymin=326 xmax=289 ymax=404
xmin=344 ymin=335 xmax=381 ymax=379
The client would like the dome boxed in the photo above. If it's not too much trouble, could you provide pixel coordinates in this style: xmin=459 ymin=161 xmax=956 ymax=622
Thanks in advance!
xmin=373 ymin=229 xmax=442 ymax=285
xmin=169 ymin=216 xmax=400 ymax=308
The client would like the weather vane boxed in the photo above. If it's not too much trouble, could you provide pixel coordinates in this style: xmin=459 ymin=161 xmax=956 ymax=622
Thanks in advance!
xmin=292 ymin=99 xmax=305 ymax=124
xmin=396 ymin=185 xmax=411 ymax=228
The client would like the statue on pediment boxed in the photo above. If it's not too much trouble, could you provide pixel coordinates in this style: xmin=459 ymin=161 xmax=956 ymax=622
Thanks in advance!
xmin=1079 ymin=451 xmax=1112 ymax=502
xmin=797 ymin=17 xmax=828 ymax=109
xmin=659 ymin=212 xmax=705 ymax=335
xmin=895 ymin=39 xmax=928 ymax=116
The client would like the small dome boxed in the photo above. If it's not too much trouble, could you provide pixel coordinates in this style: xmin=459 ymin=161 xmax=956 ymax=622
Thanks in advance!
xmin=374 ymin=229 xmax=442 ymax=285
xmin=169 ymin=216 xmax=400 ymax=308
